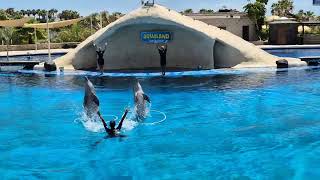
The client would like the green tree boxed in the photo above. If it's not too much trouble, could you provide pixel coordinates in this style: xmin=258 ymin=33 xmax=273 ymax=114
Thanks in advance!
xmin=36 ymin=9 xmax=41 ymax=19
xmin=58 ymin=10 xmax=80 ymax=20
xmin=39 ymin=9 xmax=47 ymax=22
xmin=0 ymin=9 xmax=8 ymax=20
xmin=244 ymin=0 xmax=268 ymax=40
xmin=295 ymin=10 xmax=315 ymax=21
xmin=48 ymin=9 xmax=58 ymax=21
xmin=31 ymin=9 xmax=37 ymax=18
xmin=183 ymin=9 xmax=193 ymax=14
xmin=271 ymin=0 xmax=294 ymax=17
xmin=0 ymin=27 xmax=15 ymax=44
xmin=199 ymin=9 xmax=214 ymax=14
xmin=54 ymin=24 xmax=91 ymax=42
xmin=26 ymin=9 xmax=32 ymax=17
xmin=20 ymin=10 xmax=26 ymax=17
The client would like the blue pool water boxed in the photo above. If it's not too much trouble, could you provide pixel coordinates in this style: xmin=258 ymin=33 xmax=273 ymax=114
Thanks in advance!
xmin=265 ymin=48 xmax=320 ymax=58
xmin=1 ymin=68 xmax=320 ymax=179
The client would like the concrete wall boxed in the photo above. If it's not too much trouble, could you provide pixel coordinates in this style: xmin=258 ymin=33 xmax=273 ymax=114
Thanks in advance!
xmin=269 ymin=23 xmax=298 ymax=45
xmin=189 ymin=15 xmax=257 ymax=41
xmin=71 ymin=19 xmax=215 ymax=70
xmin=101 ymin=24 xmax=214 ymax=70
xmin=303 ymin=34 xmax=320 ymax=44
xmin=214 ymin=40 xmax=246 ymax=68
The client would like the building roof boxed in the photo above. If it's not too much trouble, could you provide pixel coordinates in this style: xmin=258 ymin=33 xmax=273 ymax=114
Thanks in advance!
xmin=0 ymin=18 xmax=32 ymax=27
xmin=300 ymin=21 xmax=320 ymax=25
xmin=23 ymin=18 xmax=82 ymax=29
xmin=185 ymin=12 xmax=248 ymax=17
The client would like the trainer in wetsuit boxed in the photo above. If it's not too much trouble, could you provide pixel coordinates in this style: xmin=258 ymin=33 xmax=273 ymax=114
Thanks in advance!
xmin=94 ymin=44 xmax=107 ymax=74
xmin=98 ymin=109 xmax=129 ymax=137
xmin=157 ymin=44 xmax=167 ymax=76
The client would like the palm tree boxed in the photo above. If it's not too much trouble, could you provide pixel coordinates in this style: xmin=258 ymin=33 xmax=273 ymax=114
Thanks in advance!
xmin=31 ymin=9 xmax=37 ymax=18
xmin=20 ymin=10 xmax=26 ymax=17
xmin=26 ymin=9 xmax=32 ymax=17
xmin=48 ymin=9 xmax=58 ymax=21
xmin=0 ymin=27 xmax=15 ymax=60
xmin=305 ymin=11 xmax=315 ymax=21
xmin=39 ymin=10 xmax=47 ymax=22
xmin=271 ymin=0 xmax=293 ymax=17
xmin=244 ymin=0 xmax=268 ymax=40
xmin=36 ymin=9 xmax=41 ymax=20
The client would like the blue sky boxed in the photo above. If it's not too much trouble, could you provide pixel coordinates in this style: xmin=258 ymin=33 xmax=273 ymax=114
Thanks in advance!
xmin=0 ymin=0 xmax=319 ymax=16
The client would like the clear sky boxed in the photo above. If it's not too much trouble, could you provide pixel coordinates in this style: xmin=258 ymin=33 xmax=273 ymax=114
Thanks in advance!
xmin=0 ymin=0 xmax=319 ymax=16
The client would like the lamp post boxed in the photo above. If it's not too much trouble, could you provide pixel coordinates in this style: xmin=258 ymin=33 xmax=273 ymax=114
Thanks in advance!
xmin=100 ymin=12 xmax=103 ymax=29
xmin=46 ymin=11 xmax=52 ymax=63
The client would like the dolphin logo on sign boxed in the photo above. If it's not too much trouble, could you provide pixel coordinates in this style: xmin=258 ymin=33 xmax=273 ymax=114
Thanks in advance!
xmin=141 ymin=32 xmax=171 ymax=43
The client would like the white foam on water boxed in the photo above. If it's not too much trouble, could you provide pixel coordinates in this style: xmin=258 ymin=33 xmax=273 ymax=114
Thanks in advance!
xmin=121 ymin=119 xmax=138 ymax=131
xmin=76 ymin=109 xmax=139 ymax=133
xmin=16 ymin=66 xmax=320 ymax=78
xmin=75 ymin=111 xmax=105 ymax=133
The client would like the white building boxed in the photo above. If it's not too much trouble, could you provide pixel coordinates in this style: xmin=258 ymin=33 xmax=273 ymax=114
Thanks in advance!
xmin=187 ymin=11 xmax=258 ymax=41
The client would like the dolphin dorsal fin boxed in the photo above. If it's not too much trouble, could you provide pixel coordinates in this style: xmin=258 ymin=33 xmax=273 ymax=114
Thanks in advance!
xmin=143 ymin=94 xmax=151 ymax=103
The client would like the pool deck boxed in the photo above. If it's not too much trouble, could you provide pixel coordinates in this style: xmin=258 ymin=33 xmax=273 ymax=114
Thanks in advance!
xmin=259 ymin=44 xmax=320 ymax=50
xmin=0 ymin=49 xmax=71 ymax=57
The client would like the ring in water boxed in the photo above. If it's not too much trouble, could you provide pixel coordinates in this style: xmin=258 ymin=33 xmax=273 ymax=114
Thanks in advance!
xmin=101 ymin=114 xmax=118 ymax=121
xmin=141 ymin=110 xmax=166 ymax=126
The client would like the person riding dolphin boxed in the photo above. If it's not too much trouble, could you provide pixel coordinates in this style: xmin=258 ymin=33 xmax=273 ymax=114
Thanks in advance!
xmin=83 ymin=77 xmax=128 ymax=137
xmin=133 ymin=80 xmax=151 ymax=120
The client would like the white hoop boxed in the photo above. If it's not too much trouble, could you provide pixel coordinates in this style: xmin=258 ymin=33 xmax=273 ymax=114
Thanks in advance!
xmin=141 ymin=109 xmax=167 ymax=126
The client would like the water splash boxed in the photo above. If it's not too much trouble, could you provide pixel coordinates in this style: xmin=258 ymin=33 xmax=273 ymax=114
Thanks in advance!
xmin=76 ymin=109 xmax=138 ymax=133
xmin=75 ymin=111 xmax=105 ymax=133
xmin=131 ymin=103 xmax=152 ymax=121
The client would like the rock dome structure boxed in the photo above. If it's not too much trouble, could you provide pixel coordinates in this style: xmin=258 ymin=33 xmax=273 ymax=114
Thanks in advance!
xmin=55 ymin=4 xmax=305 ymax=70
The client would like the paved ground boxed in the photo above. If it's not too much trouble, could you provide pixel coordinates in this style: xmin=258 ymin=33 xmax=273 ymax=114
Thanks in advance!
xmin=0 ymin=49 xmax=72 ymax=56
xmin=259 ymin=44 xmax=320 ymax=49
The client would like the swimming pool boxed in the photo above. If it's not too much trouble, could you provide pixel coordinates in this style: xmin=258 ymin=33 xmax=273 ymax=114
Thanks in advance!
xmin=1 ymin=67 xmax=320 ymax=179
xmin=0 ymin=53 xmax=66 ymax=62
xmin=265 ymin=48 xmax=320 ymax=58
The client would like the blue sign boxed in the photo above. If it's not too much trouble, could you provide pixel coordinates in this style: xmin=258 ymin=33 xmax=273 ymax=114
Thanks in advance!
xmin=314 ymin=0 xmax=320 ymax=5
xmin=140 ymin=32 xmax=171 ymax=43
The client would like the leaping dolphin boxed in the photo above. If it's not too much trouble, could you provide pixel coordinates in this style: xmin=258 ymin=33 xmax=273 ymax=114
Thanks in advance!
xmin=83 ymin=77 xmax=129 ymax=137
xmin=83 ymin=77 xmax=101 ymax=119
xmin=133 ymin=81 xmax=151 ymax=120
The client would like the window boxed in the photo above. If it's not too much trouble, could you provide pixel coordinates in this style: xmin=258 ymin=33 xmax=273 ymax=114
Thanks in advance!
xmin=218 ymin=26 xmax=226 ymax=30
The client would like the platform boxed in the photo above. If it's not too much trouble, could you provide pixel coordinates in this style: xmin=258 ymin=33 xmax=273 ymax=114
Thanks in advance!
xmin=299 ymin=56 xmax=320 ymax=66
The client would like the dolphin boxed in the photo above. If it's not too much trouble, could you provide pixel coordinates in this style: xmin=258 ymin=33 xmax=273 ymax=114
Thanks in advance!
xmin=133 ymin=81 xmax=151 ymax=120
xmin=83 ymin=77 xmax=100 ymax=118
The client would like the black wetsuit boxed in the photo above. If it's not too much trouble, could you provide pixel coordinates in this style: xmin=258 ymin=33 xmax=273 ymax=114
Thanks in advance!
xmin=96 ymin=50 xmax=105 ymax=66
xmin=98 ymin=110 xmax=128 ymax=137
xmin=158 ymin=48 xmax=167 ymax=66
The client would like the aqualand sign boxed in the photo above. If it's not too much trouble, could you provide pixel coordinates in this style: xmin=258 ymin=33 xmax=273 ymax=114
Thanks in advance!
xmin=141 ymin=32 xmax=171 ymax=43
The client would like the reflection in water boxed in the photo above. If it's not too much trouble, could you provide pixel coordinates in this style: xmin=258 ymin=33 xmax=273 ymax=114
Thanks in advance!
xmin=0 ymin=68 xmax=318 ymax=92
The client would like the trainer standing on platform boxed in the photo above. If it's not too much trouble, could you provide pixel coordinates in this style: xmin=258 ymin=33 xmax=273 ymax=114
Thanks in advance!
xmin=94 ymin=43 xmax=107 ymax=74
xmin=157 ymin=44 xmax=167 ymax=76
